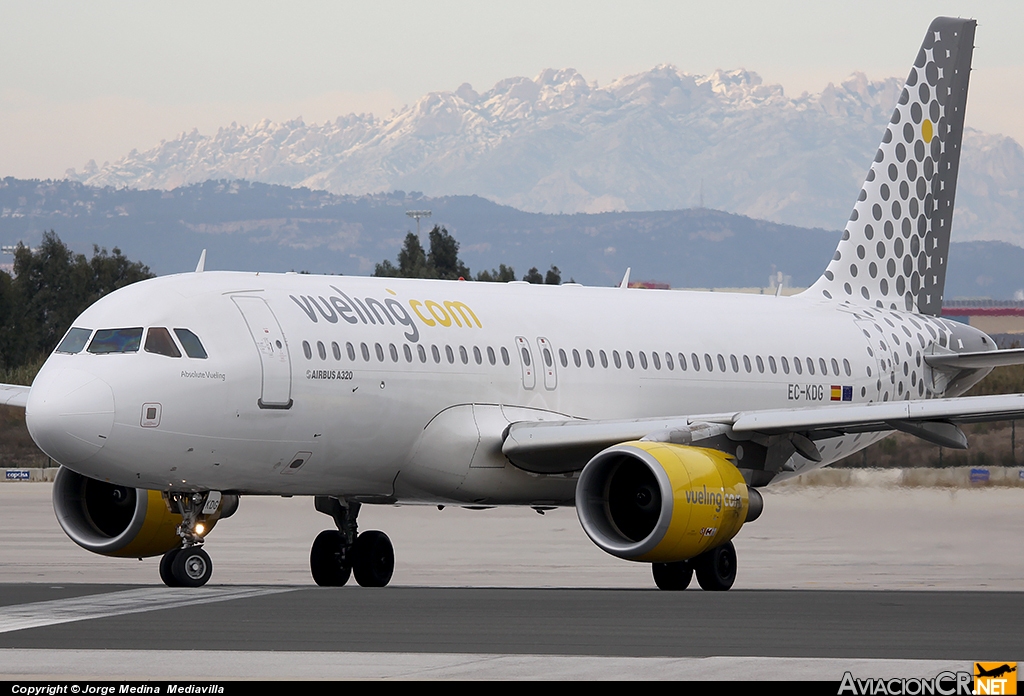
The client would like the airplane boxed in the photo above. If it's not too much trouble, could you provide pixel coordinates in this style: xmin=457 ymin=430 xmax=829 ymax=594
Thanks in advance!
xmin=3 ymin=16 xmax=1024 ymax=591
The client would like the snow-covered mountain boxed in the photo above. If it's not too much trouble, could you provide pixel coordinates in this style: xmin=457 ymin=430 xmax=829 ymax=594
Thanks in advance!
xmin=66 ymin=66 xmax=1024 ymax=245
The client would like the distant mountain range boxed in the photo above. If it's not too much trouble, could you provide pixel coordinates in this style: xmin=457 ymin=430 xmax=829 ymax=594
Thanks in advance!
xmin=2 ymin=178 xmax=1022 ymax=299
xmin=64 ymin=66 xmax=1024 ymax=246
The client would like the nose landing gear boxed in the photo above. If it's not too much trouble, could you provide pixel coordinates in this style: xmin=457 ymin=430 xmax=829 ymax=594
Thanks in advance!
xmin=159 ymin=491 xmax=219 ymax=588
xmin=311 ymin=496 xmax=394 ymax=587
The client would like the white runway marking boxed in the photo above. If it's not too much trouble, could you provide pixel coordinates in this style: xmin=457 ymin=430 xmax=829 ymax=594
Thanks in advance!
xmin=0 ymin=649 xmax=974 ymax=680
xmin=0 ymin=587 xmax=295 ymax=634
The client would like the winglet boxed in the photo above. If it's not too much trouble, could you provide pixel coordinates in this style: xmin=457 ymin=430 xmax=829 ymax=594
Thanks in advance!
xmin=195 ymin=249 xmax=207 ymax=273
xmin=619 ymin=267 xmax=631 ymax=289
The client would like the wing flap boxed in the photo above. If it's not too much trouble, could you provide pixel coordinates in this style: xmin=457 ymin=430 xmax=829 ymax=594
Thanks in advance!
xmin=0 ymin=383 xmax=30 ymax=409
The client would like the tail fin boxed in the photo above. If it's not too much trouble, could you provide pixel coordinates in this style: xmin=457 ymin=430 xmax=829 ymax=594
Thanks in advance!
xmin=806 ymin=17 xmax=976 ymax=315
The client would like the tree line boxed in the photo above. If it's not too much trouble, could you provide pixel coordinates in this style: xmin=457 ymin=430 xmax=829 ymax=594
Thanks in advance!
xmin=0 ymin=231 xmax=153 ymax=373
xmin=373 ymin=226 xmax=565 ymax=285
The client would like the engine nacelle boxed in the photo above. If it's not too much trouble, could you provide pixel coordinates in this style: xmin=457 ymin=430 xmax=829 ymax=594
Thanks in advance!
xmin=576 ymin=441 xmax=752 ymax=563
xmin=52 ymin=467 xmax=232 ymax=558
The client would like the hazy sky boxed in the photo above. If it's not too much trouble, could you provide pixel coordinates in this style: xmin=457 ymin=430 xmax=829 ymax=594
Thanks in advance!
xmin=2 ymin=1 xmax=1021 ymax=180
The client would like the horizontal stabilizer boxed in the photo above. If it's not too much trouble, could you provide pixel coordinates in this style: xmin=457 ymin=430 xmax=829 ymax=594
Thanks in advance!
xmin=924 ymin=348 xmax=1024 ymax=370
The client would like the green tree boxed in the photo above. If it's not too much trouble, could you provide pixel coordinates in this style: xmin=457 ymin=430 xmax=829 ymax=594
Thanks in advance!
xmin=544 ymin=265 xmax=562 ymax=285
xmin=476 ymin=264 xmax=516 ymax=282
xmin=523 ymin=267 xmax=544 ymax=284
xmin=1 ymin=231 xmax=153 ymax=369
xmin=374 ymin=226 xmax=469 ymax=280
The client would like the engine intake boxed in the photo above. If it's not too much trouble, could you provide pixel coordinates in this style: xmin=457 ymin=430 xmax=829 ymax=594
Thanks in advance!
xmin=52 ymin=467 xmax=233 ymax=558
xmin=576 ymin=441 xmax=752 ymax=563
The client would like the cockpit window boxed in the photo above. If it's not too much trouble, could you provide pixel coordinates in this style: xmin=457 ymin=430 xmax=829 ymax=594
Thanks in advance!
xmin=174 ymin=329 xmax=208 ymax=359
xmin=144 ymin=327 xmax=182 ymax=358
xmin=56 ymin=327 xmax=93 ymax=354
xmin=88 ymin=328 xmax=144 ymax=354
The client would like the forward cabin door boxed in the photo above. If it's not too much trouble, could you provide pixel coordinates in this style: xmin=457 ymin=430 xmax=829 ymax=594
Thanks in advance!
xmin=232 ymin=296 xmax=293 ymax=409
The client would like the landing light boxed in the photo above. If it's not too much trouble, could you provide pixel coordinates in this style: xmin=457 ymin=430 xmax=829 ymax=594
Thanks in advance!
xmin=195 ymin=523 xmax=206 ymax=536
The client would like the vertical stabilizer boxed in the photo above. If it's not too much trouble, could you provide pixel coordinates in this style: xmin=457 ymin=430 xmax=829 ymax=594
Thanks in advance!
xmin=806 ymin=17 xmax=975 ymax=315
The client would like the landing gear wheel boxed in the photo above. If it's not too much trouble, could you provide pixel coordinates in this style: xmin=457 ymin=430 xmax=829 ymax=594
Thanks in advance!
xmin=310 ymin=530 xmax=352 ymax=587
xmin=159 ymin=548 xmax=181 ymax=587
xmin=171 ymin=547 xmax=213 ymax=587
xmin=652 ymin=561 xmax=693 ymax=590
xmin=352 ymin=530 xmax=394 ymax=588
xmin=694 ymin=541 xmax=737 ymax=591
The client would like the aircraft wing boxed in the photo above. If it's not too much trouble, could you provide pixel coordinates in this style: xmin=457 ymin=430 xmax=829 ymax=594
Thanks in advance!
xmin=0 ymin=383 xmax=30 ymax=408
xmin=502 ymin=392 xmax=1024 ymax=473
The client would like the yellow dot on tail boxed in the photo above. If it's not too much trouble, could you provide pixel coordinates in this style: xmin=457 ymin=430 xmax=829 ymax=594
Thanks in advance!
xmin=922 ymin=119 xmax=933 ymax=143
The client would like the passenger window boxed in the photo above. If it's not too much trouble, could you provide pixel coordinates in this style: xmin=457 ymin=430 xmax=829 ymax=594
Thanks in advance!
xmin=781 ymin=357 xmax=790 ymax=374
xmin=317 ymin=341 xmax=327 ymax=360
xmin=404 ymin=345 xmax=413 ymax=362
xmin=360 ymin=343 xmax=370 ymax=361
xmin=144 ymin=328 xmax=181 ymax=358
xmin=431 ymin=345 xmax=441 ymax=363
xmin=572 ymin=349 xmax=581 ymax=367
xmin=704 ymin=354 xmax=713 ymax=372
xmin=717 ymin=354 xmax=726 ymax=372
xmin=639 ymin=352 xmax=648 ymax=370
xmin=347 ymin=342 xmax=356 ymax=360
xmin=794 ymin=357 xmax=802 ymax=375
xmin=57 ymin=327 xmax=93 ymax=354
xmin=806 ymin=357 xmax=813 ymax=375
xmin=665 ymin=353 xmax=674 ymax=370
xmin=390 ymin=344 xmax=399 ymax=362
xmin=332 ymin=342 xmax=342 ymax=361
xmin=586 ymin=349 xmax=595 ymax=368
xmin=520 ymin=346 xmax=531 ymax=366
xmin=474 ymin=346 xmax=483 ymax=365
xmin=501 ymin=347 xmax=510 ymax=365
xmin=418 ymin=345 xmax=427 ymax=363
xmin=599 ymin=350 xmax=608 ymax=368
xmin=769 ymin=356 xmax=777 ymax=374
xmin=445 ymin=345 xmax=455 ymax=364
xmin=743 ymin=355 xmax=751 ymax=373
xmin=542 ymin=347 xmax=552 ymax=367
xmin=173 ymin=329 xmax=207 ymax=359
xmin=614 ymin=351 xmax=623 ymax=369
xmin=843 ymin=358 xmax=852 ymax=376
xmin=558 ymin=348 xmax=567 ymax=368
xmin=89 ymin=328 xmax=143 ymax=354
xmin=756 ymin=356 xmax=765 ymax=373
xmin=375 ymin=343 xmax=384 ymax=362
xmin=487 ymin=346 xmax=496 ymax=365
xmin=459 ymin=346 xmax=469 ymax=364
xmin=299 ymin=341 xmax=310 ymax=359
xmin=730 ymin=355 xmax=739 ymax=372
xmin=652 ymin=352 xmax=661 ymax=370
xmin=820 ymin=358 xmax=829 ymax=375
xmin=691 ymin=353 xmax=700 ymax=372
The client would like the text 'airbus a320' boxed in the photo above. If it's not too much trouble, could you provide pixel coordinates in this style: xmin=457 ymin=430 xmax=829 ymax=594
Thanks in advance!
xmin=2 ymin=16 xmax=1022 ymax=591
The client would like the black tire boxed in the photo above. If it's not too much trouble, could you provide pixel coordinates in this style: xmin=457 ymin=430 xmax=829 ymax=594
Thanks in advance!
xmin=652 ymin=561 xmax=693 ymax=590
xmin=171 ymin=547 xmax=213 ymax=587
xmin=159 ymin=548 xmax=180 ymax=587
xmin=352 ymin=530 xmax=394 ymax=588
xmin=310 ymin=530 xmax=351 ymax=587
xmin=694 ymin=541 xmax=737 ymax=591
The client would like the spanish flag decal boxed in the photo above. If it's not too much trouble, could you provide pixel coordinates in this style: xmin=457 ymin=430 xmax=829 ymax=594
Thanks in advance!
xmin=831 ymin=386 xmax=842 ymax=401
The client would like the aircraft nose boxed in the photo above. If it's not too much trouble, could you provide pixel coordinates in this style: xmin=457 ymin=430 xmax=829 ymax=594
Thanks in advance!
xmin=26 ymin=368 xmax=115 ymax=465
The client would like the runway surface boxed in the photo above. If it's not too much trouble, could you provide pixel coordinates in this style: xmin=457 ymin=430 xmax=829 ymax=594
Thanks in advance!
xmin=0 ymin=482 xmax=1021 ymax=679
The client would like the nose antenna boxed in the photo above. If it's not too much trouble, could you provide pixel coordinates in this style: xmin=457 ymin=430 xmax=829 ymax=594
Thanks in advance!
xmin=195 ymin=249 xmax=207 ymax=273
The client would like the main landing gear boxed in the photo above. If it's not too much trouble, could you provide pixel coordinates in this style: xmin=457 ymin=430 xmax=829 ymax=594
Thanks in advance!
xmin=310 ymin=496 xmax=395 ymax=587
xmin=652 ymin=541 xmax=738 ymax=591
xmin=159 ymin=492 xmax=218 ymax=587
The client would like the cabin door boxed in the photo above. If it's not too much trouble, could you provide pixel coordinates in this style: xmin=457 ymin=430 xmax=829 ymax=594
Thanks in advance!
xmin=232 ymin=296 xmax=293 ymax=409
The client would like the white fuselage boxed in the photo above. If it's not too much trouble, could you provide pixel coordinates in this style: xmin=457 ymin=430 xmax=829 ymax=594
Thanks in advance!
xmin=25 ymin=271 xmax=985 ymax=504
